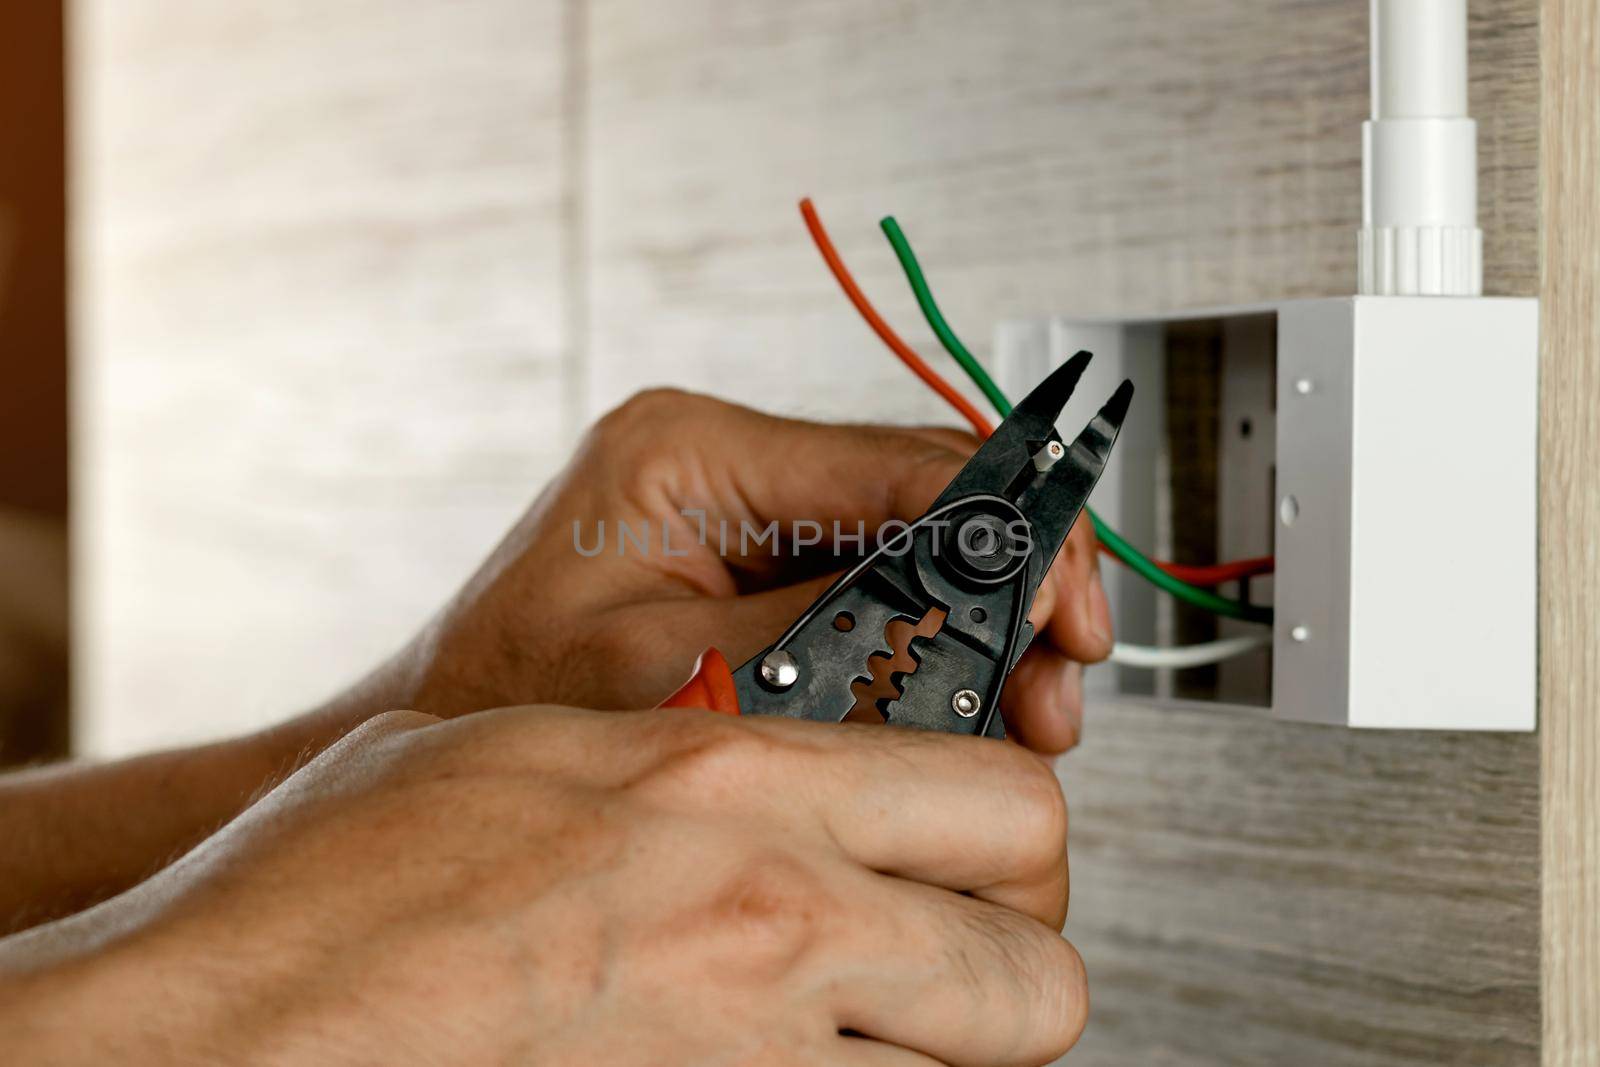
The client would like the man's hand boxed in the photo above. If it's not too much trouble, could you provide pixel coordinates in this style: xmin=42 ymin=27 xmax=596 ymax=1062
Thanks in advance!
xmin=0 ymin=389 xmax=1113 ymax=932
xmin=3 ymin=706 xmax=1089 ymax=1066
xmin=401 ymin=390 xmax=1114 ymax=754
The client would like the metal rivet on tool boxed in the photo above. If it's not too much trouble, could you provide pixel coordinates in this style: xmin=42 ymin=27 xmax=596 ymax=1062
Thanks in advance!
xmin=1032 ymin=439 xmax=1066 ymax=472
xmin=1279 ymin=494 xmax=1299 ymax=526
xmin=1290 ymin=625 xmax=1311 ymax=642
xmin=1294 ymin=378 xmax=1315 ymax=395
xmin=759 ymin=650 xmax=799 ymax=689
xmin=951 ymin=688 xmax=982 ymax=718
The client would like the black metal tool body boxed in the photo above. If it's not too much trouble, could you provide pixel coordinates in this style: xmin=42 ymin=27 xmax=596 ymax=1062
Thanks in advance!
xmin=728 ymin=352 xmax=1132 ymax=738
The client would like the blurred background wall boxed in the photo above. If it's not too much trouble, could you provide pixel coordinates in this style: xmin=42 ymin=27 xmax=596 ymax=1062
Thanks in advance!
xmin=66 ymin=1 xmax=1542 ymax=758
xmin=62 ymin=2 xmax=1549 ymax=1064
xmin=71 ymin=1 xmax=574 ymax=754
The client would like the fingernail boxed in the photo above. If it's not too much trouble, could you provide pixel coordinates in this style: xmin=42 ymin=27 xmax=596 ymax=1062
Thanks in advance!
xmin=1086 ymin=570 xmax=1113 ymax=647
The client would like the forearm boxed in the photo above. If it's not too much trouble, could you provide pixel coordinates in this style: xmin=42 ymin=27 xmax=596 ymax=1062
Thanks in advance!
xmin=0 ymin=656 xmax=412 ymax=933
xmin=0 ymin=923 xmax=177 ymax=1061
xmin=0 ymin=845 xmax=273 ymax=1063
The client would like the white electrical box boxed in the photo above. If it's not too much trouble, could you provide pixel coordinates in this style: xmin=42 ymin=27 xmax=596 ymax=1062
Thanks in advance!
xmin=996 ymin=296 xmax=1538 ymax=731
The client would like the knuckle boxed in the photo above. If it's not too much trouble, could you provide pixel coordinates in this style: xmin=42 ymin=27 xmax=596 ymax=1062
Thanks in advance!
xmin=586 ymin=389 xmax=725 ymax=507
xmin=1038 ymin=935 xmax=1090 ymax=1057
xmin=631 ymin=715 xmax=775 ymax=808
xmin=990 ymin=746 xmax=1069 ymax=867
xmin=966 ymin=911 xmax=1089 ymax=1060
xmin=592 ymin=387 xmax=706 ymax=449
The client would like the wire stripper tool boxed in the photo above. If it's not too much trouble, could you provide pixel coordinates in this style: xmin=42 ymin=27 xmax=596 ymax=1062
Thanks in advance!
xmin=661 ymin=352 xmax=1132 ymax=738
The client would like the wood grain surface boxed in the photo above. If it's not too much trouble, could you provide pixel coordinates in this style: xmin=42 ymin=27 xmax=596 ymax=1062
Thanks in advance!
xmin=1540 ymin=1 xmax=1600 ymax=1062
xmin=71 ymin=0 xmax=574 ymax=753
xmin=580 ymin=2 xmax=1542 ymax=1062
xmin=72 ymin=0 xmax=1564 ymax=1061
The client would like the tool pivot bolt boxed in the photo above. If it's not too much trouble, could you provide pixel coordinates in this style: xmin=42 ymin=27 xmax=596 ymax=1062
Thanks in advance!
xmin=951 ymin=688 xmax=982 ymax=718
xmin=759 ymin=650 xmax=799 ymax=690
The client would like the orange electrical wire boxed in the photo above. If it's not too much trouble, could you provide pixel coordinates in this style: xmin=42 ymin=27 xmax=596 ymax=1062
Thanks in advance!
xmin=799 ymin=199 xmax=995 ymax=438
xmin=798 ymin=196 xmax=1275 ymax=587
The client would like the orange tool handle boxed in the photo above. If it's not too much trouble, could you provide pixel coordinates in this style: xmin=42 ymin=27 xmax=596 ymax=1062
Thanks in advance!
xmin=656 ymin=647 xmax=741 ymax=716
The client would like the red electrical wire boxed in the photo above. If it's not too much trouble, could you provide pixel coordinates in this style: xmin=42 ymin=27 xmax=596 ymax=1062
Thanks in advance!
xmin=798 ymin=197 xmax=1275 ymax=587
xmin=1160 ymin=556 xmax=1276 ymax=586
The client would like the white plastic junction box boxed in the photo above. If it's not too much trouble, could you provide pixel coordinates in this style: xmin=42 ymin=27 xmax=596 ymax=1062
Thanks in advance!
xmin=995 ymin=296 xmax=1537 ymax=731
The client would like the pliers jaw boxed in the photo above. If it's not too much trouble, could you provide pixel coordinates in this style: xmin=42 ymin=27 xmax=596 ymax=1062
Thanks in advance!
xmin=729 ymin=352 xmax=1133 ymax=737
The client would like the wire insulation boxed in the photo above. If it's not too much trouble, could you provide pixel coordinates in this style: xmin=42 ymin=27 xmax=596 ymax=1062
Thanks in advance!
xmin=879 ymin=216 xmax=1012 ymax=417
xmin=1087 ymin=517 xmax=1273 ymax=624
xmin=1160 ymin=556 xmax=1276 ymax=587
xmin=875 ymin=211 xmax=1273 ymax=625
xmin=1110 ymin=633 xmax=1270 ymax=669
xmin=797 ymin=197 xmax=1274 ymax=665
xmin=799 ymin=200 xmax=995 ymax=438
xmin=800 ymin=200 xmax=1271 ymax=590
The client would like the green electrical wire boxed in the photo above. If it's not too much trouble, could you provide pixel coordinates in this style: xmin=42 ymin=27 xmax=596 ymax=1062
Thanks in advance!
xmin=879 ymin=215 xmax=1273 ymax=626
xmin=883 ymin=219 xmax=1015 ymax=419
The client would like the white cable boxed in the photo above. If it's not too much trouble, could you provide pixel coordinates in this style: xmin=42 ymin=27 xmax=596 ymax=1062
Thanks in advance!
xmin=1109 ymin=633 xmax=1271 ymax=670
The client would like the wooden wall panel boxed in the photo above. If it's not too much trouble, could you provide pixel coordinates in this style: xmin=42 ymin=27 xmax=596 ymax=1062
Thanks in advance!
xmin=70 ymin=0 xmax=574 ymax=754
xmin=71 ymin=0 xmax=1563 ymax=1058
xmin=582 ymin=2 xmax=1542 ymax=1062
xmin=582 ymin=0 xmax=1537 ymax=422
xmin=1540 ymin=0 xmax=1600 ymax=1061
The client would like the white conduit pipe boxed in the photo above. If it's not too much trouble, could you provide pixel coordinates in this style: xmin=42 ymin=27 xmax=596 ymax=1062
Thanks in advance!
xmin=1358 ymin=0 xmax=1483 ymax=295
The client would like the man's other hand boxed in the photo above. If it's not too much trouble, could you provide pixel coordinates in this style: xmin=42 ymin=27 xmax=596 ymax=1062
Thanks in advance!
xmin=404 ymin=390 xmax=1114 ymax=754
xmin=4 ymin=705 xmax=1089 ymax=1065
